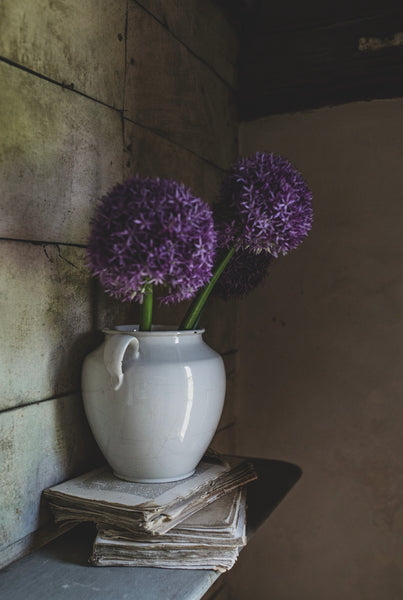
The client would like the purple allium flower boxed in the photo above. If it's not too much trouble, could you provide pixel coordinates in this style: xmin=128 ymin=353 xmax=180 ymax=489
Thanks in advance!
xmin=215 ymin=152 xmax=313 ymax=257
xmin=87 ymin=176 xmax=216 ymax=304
xmin=213 ymin=247 xmax=272 ymax=300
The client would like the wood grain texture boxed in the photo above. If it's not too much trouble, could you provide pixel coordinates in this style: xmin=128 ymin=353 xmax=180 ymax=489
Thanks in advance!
xmin=0 ymin=241 xmax=140 ymax=411
xmin=0 ymin=394 xmax=102 ymax=568
xmin=124 ymin=120 xmax=223 ymax=204
xmin=0 ymin=62 xmax=124 ymax=245
xmin=0 ymin=1 xmax=240 ymax=570
xmin=136 ymin=0 xmax=238 ymax=88
xmin=239 ymin=7 xmax=403 ymax=118
xmin=0 ymin=522 xmax=73 ymax=572
xmin=125 ymin=3 xmax=238 ymax=170
xmin=0 ymin=242 xmax=92 ymax=410
xmin=0 ymin=0 xmax=126 ymax=107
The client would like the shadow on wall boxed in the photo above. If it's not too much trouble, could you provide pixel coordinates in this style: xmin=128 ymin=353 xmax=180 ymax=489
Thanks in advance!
xmin=231 ymin=99 xmax=403 ymax=600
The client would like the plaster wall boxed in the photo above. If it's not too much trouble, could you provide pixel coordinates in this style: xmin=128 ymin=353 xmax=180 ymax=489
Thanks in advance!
xmin=227 ymin=99 xmax=403 ymax=599
xmin=0 ymin=0 xmax=239 ymax=567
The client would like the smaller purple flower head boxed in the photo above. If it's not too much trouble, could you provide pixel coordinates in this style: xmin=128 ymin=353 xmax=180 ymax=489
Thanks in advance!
xmin=215 ymin=152 xmax=313 ymax=257
xmin=213 ymin=247 xmax=272 ymax=300
xmin=86 ymin=176 xmax=216 ymax=304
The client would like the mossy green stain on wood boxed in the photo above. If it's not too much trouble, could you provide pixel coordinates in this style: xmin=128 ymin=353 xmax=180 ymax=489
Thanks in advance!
xmin=0 ymin=0 xmax=126 ymax=107
xmin=0 ymin=62 xmax=124 ymax=245
xmin=0 ymin=395 xmax=102 ymax=565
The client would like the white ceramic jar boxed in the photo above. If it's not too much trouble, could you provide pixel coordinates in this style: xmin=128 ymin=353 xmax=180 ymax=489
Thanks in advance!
xmin=81 ymin=326 xmax=226 ymax=482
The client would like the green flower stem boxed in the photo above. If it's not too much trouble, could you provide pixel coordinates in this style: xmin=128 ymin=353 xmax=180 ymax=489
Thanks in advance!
xmin=140 ymin=284 xmax=153 ymax=331
xmin=179 ymin=246 xmax=236 ymax=330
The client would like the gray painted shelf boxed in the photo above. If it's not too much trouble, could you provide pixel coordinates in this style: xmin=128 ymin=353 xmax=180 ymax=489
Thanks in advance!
xmin=0 ymin=458 xmax=301 ymax=600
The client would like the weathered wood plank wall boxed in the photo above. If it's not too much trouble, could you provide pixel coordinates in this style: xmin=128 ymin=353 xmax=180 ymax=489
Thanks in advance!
xmin=0 ymin=0 xmax=239 ymax=568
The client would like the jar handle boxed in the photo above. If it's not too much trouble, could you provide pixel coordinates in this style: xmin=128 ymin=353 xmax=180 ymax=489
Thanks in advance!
xmin=103 ymin=334 xmax=140 ymax=391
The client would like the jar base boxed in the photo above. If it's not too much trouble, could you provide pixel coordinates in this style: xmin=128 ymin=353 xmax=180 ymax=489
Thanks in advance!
xmin=112 ymin=469 xmax=196 ymax=484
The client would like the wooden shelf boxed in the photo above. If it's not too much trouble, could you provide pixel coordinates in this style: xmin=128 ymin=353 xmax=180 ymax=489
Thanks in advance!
xmin=0 ymin=458 xmax=301 ymax=600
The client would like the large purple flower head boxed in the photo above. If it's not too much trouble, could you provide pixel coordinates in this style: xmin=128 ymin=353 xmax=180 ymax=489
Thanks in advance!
xmin=213 ymin=247 xmax=272 ymax=300
xmin=87 ymin=176 xmax=217 ymax=304
xmin=215 ymin=152 xmax=313 ymax=257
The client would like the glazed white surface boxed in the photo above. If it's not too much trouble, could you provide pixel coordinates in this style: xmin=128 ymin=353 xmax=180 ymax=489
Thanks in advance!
xmin=82 ymin=327 xmax=226 ymax=482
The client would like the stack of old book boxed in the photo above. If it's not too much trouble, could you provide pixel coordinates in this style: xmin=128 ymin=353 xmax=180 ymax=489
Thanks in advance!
xmin=44 ymin=454 xmax=257 ymax=572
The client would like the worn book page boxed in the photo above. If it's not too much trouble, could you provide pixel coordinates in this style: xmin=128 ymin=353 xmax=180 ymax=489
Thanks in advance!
xmin=44 ymin=456 xmax=257 ymax=534
xmin=44 ymin=459 xmax=230 ymax=509
xmin=97 ymin=489 xmax=246 ymax=545
xmin=91 ymin=490 xmax=247 ymax=571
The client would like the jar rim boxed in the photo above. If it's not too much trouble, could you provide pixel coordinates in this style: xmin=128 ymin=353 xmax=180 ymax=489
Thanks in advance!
xmin=102 ymin=324 xmax=205 ymax=336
